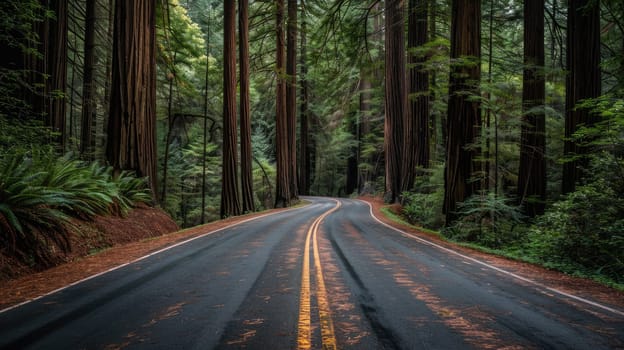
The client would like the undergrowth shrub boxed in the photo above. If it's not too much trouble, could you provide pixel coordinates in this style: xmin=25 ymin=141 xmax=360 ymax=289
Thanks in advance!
xmin=527 ymin=178 xmax=624 ymax=283
xmin=401 ymin=164 xmax=445 ymax=230
xmin=443 ymin=193 xmax=525 ymax=249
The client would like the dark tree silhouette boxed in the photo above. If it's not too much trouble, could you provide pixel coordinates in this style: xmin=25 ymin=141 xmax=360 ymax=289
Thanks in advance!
xmin=402 ymin=0 xmax=430 ymax=192
xmin=562 ymin=0 xmax=601 ymax=194
xmin=518 ymin=0 xmax=546 ymax=217
xmin=384 ymin=0 xmax=406 ymax=203
xmin=299 ymin=6 xmax=310 ymax=195
xmin=80 ymin=0 xmax=97 ymax=159
xmin=443 ymin=0 xmax=481 ymax=224
xmin=286 ymin=0 xmax=299 ymax=201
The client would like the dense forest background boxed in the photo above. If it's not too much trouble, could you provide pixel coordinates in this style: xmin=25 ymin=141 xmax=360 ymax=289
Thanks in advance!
xmin=1 ymin=0 xmax=623 ymax=286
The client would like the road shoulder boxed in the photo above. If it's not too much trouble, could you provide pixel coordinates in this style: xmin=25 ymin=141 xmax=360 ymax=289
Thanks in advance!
xmin=358 ymin=196 xmax=624 ymax=315
xmin=0 ymin=205 xmax=304 ymax=311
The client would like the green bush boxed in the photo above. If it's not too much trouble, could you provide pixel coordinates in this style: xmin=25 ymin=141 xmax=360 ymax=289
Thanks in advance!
xmin=527 ymin=180 xmax=624 ymax=283
xmin=402 ymin=191 xmax=444 ymax=230
xmin=443 ymin=193 xmax=525 ymax=249
xmin=401 ymin=164 xmax=445 ymax=230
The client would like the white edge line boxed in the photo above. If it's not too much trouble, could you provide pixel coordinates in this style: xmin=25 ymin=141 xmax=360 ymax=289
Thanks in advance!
xmin=0 ymin=204 xmax=308 ymax=315
xmin=359 ymin=199 xmax=624 ymax=318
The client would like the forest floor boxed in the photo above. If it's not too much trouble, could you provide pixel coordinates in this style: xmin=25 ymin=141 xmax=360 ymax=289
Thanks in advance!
xmin=1 ymin=197 xmax=623 ymax=313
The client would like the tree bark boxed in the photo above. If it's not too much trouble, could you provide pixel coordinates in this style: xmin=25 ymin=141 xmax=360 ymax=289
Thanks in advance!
xmin=80 ymin=0 xmax=97 ymax=159
xmin=443 ymin=0 xmax=482 ymax=224
xmin=239 ymin=0 xmax=255 ymax=213
xmin=299 ymin=6 xmax=310 ymax=195
xmin=358 ymin=72 xmax=372 ymax=190
xmin=384 ymin=0 xmax=406 ymax=203
xmin=518 ymin=0 xmax=546 ymax=217
xmin=23 ymin=1 xmax=68 ymax=148
xmin=286 ymin=0 xmax=299 ymax=201
xmin=402 ymin=0 xmax=430 ymax=193
xmin=275 ymin=0 xmax=290 ymax=207
xmin=47 ymin=0 xmax=68 ymax=149
xmin=106 ymin=0 xmax=158 ymax=201
xmin=221 ymin=0 xmax=242 ymax=218
xmin=562 ymin=0 xmax=601 ymax=194
xmin=346 ymin=110 xmax=358 ymax=195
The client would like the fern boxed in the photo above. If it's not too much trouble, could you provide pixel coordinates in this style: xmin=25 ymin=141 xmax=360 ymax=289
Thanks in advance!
xmin=0 ymin=151 xmax=153 ymax=267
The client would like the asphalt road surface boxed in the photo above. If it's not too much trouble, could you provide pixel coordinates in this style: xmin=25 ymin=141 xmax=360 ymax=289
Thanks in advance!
xmin=1 ymin=197 xmax=623 ymax=349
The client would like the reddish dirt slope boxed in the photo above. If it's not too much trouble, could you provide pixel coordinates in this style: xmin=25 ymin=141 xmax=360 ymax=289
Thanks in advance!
xmin=0 ymin=206 xmax=294 ymax=310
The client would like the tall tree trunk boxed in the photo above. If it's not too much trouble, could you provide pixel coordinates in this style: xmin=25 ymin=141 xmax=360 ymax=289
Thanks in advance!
xmin=239 ymin=0 xmax=255 ymax=213
xmin=384 ymin=0 xmax=406 ymax=203
xmin=47 ymin=0 xmax=68 ymax=149
xmin=562 ymin=0 xmax=601 ymax=194
xmin=518 ymin=0 xmax=546 ymax=217
xmin=25 ymin=1 xmax=68 ymax=148
xmin=275 ymin=0 xmax=290 ymax=207
xmin=299 ymin=6 xmax=310 ymax=195
xmin=346 ymin=110 xmax=358 ymax=195
xmin=80 ymin=0 xmax=97 ymax=159
xmin=402 ymin=0 xmax=430 ymax=193
xmin=359 ymin=72 xmax=372 ymax=190
xmin=430 ymin=2 xmax=446 ymax=159
xmin=161 ymin=52 xmax=177 ymax=204
xmin=106 ymin=0 xmax=158 ymax=201
xmin=286 ymin=0 xmax=298 ymax=201
xmin=100 ymin=0 xmax=114 ymax=160
xmin=443 ymin=0 xmax=482 ymax=224
xmin=221 ymin=0 xmax=242 ymax=218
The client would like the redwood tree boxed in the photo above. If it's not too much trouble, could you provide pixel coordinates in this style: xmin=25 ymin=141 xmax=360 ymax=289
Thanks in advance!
xmin=384 ymin=0 xmax=406 ymax=203
xmin=221 ymin=0 xmax=242 ymax=218
xmin=106 ymin=0 xmax=158 ymax=200
xmin=402 ymin=0 xmax=430 ymax=192
xmin=562 ymin=0 xmax=601 ymax=194
xmin=239 ymin=0 xmax=255 ymax=213
xmin=46 ymin=0 xmax=68 ymax=148
xmin=443 ymin=0 xmax=482 ymax=224
xmin=275 ymin=0 xmax=290 ymax=207
xmin=80 ymin=0 xmax=97 ymax=159
xmin=286 ymin=0 xmax=299 ymax=201
xmin=518 ymin=0 xmax=546 ymax=217
xmin=299 ymin=7 xmax=310 ymax=195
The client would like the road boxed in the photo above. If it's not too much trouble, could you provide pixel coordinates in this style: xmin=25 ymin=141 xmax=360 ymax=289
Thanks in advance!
xmin=1 ymin=197 xmax=623 ymax=349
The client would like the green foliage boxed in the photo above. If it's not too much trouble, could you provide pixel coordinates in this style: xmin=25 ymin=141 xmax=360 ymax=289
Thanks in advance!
xmin=111 ymin=170 xmax=154 ymax=213
xmin=525 ymin=94 xmax=624 ymax=282
xmin=527 ymin=179 xmax=624 ymax=283
xmin=0 ymin=0 xmax=50 ymax=118
xmin=443 ymin=193 xmax=525 ymax=249
xmin=253 ymin=157 xmax=276 ymax=211
xmin=401 ymin=164 xmax=445 ymax=230
xmin=159 ymin=119 xmax=222 ymax=227
xmin=0 ymin=153 xmax=73 ymax=267
xmin=0 ymin=151 xmax=152 ymax=267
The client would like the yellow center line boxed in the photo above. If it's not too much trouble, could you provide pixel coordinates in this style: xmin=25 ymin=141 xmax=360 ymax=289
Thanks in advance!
xmin=298 ymin=200 xmax=341 ymax=350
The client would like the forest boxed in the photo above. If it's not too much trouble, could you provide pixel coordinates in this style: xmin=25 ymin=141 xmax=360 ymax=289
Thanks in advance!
xmin=0 ymin=0 xmax=623 ymax=287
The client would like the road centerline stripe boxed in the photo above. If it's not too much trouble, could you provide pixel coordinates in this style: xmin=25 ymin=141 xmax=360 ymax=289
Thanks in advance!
xmin=298 ymin=199 xmax=341 ymax=350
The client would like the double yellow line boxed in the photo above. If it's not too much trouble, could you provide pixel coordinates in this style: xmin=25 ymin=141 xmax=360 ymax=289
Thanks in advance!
xmin=298 ymin=200 xmax=341 ymax=350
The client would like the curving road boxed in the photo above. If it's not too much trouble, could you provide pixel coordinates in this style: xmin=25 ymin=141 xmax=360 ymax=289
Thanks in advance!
xmin=0 ymin=197 xmax=622 ymax=349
